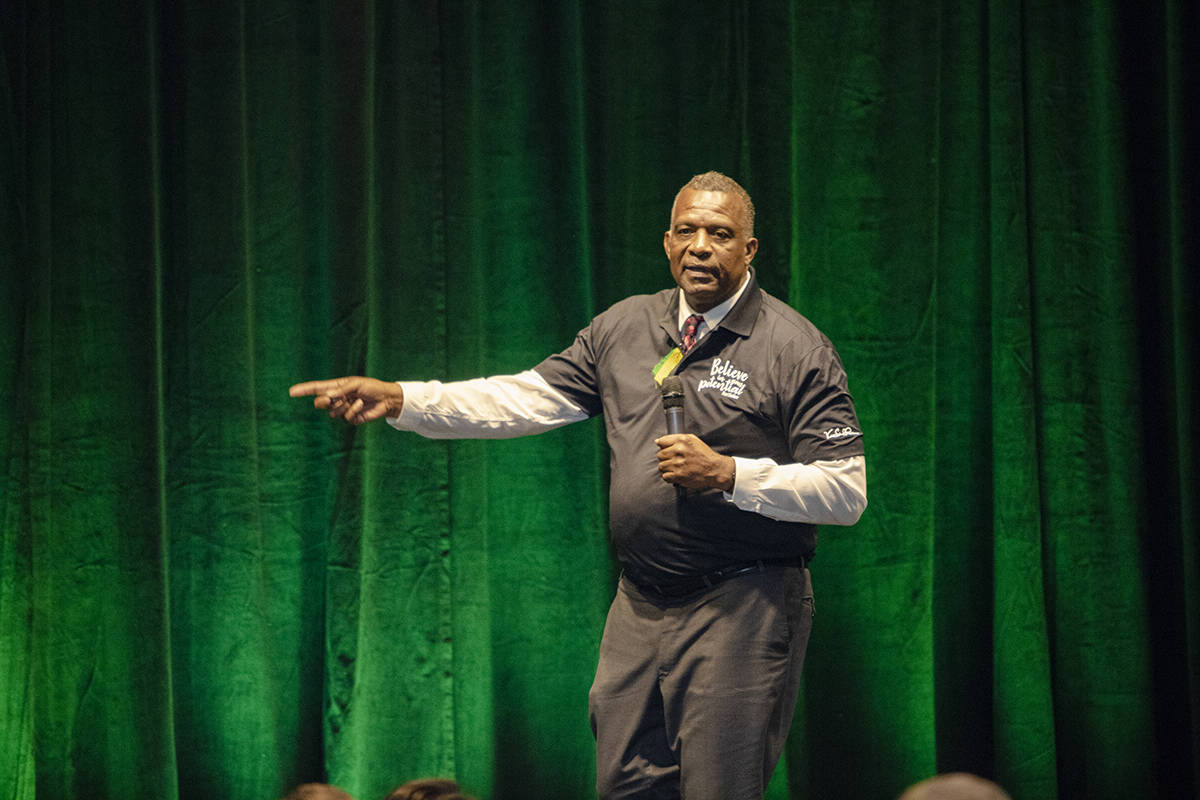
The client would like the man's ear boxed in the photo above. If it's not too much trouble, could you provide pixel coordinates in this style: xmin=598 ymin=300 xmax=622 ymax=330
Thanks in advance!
xmin=663 ymin=230 xmax=672 ymax=259
xmin=744 ymin=237 xmax=759 ymax=265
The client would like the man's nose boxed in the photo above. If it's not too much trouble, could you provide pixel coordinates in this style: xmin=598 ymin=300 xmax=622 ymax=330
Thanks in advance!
xmin=687 ymin=230 xmax=712 ymax=256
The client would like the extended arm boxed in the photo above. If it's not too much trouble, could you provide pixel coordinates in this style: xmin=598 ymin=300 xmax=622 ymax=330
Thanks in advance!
xmin=290 ymin=371 xmax=589 ymax=436
xmin=390 ymin=370 xmax=590 ymax=437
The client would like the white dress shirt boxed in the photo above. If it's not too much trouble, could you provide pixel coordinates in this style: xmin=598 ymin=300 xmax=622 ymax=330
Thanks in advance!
xmin=388 ymin=364 xmax=866 ymax=527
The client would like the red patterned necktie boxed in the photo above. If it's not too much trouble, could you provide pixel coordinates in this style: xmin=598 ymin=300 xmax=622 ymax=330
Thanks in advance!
xmin=681 ymin=313 xmax=704 ymax=353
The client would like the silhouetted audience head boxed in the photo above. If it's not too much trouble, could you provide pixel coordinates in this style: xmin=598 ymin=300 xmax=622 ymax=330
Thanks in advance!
xmin=898 ymin=772 xmax=1011 ymax=800
xmin=281 ymin=784 xmax=356 ymax=800
xmin=383 ymin=777 xmax=475 ymax=800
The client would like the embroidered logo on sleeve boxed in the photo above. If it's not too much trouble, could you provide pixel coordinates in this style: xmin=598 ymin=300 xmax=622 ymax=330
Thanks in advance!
xmin=697 ymin=358 xmax=749 ymax=400
xmin=823 ymin=426 xmax=861 ymax=440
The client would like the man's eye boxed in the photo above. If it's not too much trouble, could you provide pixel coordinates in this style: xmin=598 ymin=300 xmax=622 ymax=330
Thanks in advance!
xmin=714 ymin=231 xmax=731 ymax=240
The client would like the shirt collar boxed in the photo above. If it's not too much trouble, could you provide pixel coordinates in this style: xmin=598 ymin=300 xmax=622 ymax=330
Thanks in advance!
xmin=676 ymin=272 xmax=751 ymax=333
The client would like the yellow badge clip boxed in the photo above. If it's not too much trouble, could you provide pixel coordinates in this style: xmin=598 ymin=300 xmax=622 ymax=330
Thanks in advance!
xmin=652 ymin=347 xmax=683 ymax=385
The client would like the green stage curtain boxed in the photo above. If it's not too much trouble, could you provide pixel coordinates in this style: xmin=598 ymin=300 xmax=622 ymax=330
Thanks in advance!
xmin=2 ymin=2 xmax=1195 ymax=798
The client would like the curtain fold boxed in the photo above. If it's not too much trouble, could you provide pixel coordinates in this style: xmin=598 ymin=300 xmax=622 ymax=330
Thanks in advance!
xmin=2 ymin=1 xmax=1196 ymax=798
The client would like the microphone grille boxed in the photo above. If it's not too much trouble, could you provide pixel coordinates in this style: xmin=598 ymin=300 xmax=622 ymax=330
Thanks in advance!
xmin=660 ymin=376 xmax=684 ymax=409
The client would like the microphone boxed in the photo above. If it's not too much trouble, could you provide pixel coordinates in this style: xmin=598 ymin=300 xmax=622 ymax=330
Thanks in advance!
xmin=661 ymin=376 xmax=684 ymax=435
xmin=661 ymin=376 xmax=685 ymax=499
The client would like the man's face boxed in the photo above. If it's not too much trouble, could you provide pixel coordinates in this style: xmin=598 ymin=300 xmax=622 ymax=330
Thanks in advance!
xmin=663 ymin=189 xmax=758 ymax=312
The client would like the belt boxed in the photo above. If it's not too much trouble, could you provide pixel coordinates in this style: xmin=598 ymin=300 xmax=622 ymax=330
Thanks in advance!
xmin=625 ymin=555 xmax=808 ymax=601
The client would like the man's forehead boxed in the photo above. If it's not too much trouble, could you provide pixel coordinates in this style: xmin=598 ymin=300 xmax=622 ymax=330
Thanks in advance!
xmin=670 ymin=189 xmax=748 ymax=228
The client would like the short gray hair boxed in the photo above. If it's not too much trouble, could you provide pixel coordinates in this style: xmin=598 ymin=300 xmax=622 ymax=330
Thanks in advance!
xmin=675 ymin=171 xmax=756 ymax=235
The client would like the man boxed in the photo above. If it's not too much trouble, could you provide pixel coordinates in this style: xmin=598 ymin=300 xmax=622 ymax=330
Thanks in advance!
xmin=280 ymin=784 xmax=356 ymax=800
xmin=291 ymin=172 xmax=867 ymax=799
xmin=897 ymin=773 xmax=1011 ymax=800
xmin=384 ymin=777 xmax=476 ymax=800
